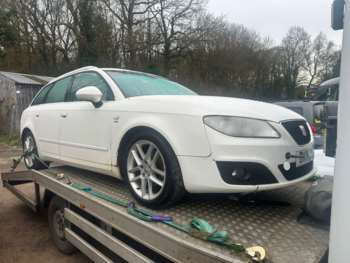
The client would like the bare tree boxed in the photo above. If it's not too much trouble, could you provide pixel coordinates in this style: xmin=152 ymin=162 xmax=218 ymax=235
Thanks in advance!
xmin=281 ymin=26 xmax=311 ymax=98
xmin=0 ymin=1 xmax=342 ymax=101
xmin=152 ymin=0 xmax=204 ymax=75
xmin=303 ymin=33 xmax=329 ymax=88
xmin=102 ymin=0 xmax=157 ymax=67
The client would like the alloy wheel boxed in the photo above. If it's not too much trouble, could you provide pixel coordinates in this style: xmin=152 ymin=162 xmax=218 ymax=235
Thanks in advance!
xmin=127 ymin=140 xmax=167 ymax=201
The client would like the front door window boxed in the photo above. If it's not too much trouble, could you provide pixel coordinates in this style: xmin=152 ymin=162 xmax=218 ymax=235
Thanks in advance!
xmin=67 ymin=72 xmax=114 ymax=101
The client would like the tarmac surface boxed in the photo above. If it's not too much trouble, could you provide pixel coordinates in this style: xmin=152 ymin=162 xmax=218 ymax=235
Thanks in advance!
xmin=0 ymin=144 xmax=90 ymax=263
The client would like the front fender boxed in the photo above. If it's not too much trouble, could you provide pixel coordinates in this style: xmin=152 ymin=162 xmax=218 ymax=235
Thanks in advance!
xmin=20 ymin=110 xmax=36 ymax=139
xmin=111 ymin=112 xmax=212 ymax=162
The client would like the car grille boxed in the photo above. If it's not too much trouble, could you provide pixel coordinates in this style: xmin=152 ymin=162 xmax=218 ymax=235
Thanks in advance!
xmin=282 ymin=120 xmax=311 ymax=145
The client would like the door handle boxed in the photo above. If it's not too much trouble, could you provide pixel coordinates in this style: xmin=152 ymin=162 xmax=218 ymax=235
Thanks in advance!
xmin=60 ymin=113 xmax=68 ymax=118
xmin=35 ymin=114 xmax=39 ymax=118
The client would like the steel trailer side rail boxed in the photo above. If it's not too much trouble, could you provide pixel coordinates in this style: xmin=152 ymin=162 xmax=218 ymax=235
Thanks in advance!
xmin=64 ymin=208 xmax=154 ymax=263
xmin=2 ymin=170 xmax=40 ymax=212
xmin=2 ymin=167 xmax=330 ymax=263
xmin=32 ymin=169 xmax=238 ymax=263
xmin=1 ymin=169 xmax=241 ymax=263
xmin=2 ymin=181 xmax=38 ymax=212
xmin=65 ymin=229 xmax=114 ymax=263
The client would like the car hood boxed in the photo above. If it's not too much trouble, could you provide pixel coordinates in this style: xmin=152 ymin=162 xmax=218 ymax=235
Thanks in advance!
xmin=123 ymin=95 xmax=304 ymax=122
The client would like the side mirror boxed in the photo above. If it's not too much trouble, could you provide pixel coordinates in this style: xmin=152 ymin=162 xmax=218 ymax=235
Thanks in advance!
xmin=76 ymin=86 xmax=103 ymax=107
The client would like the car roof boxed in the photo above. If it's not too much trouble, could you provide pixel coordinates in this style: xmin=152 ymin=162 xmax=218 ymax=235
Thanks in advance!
xmin=47 ymin=66 xmax=163 ymax=86
xmin=320 ymin=77 xmax=340 ymax=87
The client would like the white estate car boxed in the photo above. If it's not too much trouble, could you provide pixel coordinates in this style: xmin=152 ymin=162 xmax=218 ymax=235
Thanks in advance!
xmin=21 ymin=66 xmax=316 ymax=208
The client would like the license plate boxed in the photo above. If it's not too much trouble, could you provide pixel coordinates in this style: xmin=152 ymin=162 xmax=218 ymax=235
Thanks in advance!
xmin=296 ymin=149 xmax=314 ymax=167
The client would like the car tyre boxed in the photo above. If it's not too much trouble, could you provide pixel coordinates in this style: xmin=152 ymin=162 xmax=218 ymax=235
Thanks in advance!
xmin=120 ymin=128 xmax=186 ymax=209
xmin=48 ymin=196 xmax=76 ymax=255
xmin=22 ymin=131 xmax=48 ymax=170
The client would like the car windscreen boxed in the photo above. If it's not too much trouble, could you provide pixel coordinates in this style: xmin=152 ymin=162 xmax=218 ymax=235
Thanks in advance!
xmin=105 ymin=71 xmax=197 ymax=97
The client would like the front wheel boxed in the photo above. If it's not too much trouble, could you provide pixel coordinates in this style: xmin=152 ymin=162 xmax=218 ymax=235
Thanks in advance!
xmin=120 ymin=129 xmax=186 ymax=208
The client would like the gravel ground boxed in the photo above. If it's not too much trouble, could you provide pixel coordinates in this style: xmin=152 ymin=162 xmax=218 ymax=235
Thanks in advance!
xmin=0 ymin=144 xmax=89 ymax=263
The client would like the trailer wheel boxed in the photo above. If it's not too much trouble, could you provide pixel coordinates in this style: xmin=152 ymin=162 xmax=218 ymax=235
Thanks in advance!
xmin=48 ymin=196 xmax=76 ymax=254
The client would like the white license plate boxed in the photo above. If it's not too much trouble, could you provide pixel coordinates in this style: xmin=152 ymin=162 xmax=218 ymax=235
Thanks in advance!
xmin=296 ymin=149 xmax=314 ymax=167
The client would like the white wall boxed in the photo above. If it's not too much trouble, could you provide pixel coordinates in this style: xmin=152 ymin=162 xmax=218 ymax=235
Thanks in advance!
xmin=329 ymin=1 xmax=350 ymax=262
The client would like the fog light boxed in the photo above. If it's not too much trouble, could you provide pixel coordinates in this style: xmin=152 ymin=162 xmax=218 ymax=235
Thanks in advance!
xmin=283 ymin=161 xmax=291 ymax=171
xmin=232 ymin=168 xmax=244 ymax=177
xmin=232 ymin=168 xmax=251 ymax=181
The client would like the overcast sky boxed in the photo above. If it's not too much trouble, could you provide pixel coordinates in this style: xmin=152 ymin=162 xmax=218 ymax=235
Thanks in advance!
xmin=207 ymin=0 xmax=343 ymax=46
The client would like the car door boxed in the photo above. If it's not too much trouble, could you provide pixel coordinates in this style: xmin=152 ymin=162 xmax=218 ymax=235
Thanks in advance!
xmin=33 ymin=77 xmax=72 ymax=160
xmin=59 ymin=71 xmax=115 ymax=173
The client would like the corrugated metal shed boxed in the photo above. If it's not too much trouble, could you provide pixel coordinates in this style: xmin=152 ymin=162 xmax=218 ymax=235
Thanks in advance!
xmin=0 ymin=71 xmax=53 ymax=134
xmin=0 ymin=71 xmax=53 ymax=85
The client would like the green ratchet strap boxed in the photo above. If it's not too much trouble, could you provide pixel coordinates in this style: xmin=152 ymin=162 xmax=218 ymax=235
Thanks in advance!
xmin=71 ymin=182 xmax=266 ymax=261
xmin=10 ymin=152 xmax=266 ymax=261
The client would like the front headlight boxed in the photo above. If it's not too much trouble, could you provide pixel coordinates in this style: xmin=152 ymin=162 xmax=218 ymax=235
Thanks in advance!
xmin=203 ymin=116 xmax=280 ymax=138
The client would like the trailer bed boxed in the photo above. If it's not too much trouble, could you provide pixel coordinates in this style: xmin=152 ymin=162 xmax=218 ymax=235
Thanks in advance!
xmin=2 ymin=166 xmax=329 ymax=263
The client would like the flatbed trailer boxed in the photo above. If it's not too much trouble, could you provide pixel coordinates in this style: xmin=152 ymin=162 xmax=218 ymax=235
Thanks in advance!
xmin=1 ymin=166 xmax=329 ymax=263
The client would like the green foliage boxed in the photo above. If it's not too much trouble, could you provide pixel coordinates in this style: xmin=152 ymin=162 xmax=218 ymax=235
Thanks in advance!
xmin=0 ymin=134 xmax=21 ymax=147
xmin=0 ymin=8 xmax=17 ymax=57
xmin=78 ymin=0 xmax=99 ymax=66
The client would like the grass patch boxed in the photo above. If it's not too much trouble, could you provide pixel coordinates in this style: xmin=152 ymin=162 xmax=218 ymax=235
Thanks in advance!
xmin=0 ymin=134 xmax=21 ymax=147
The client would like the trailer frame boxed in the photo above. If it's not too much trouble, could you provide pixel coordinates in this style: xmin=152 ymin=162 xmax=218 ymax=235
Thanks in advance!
xmin=1 ymin=166 xmax=330 ymax=263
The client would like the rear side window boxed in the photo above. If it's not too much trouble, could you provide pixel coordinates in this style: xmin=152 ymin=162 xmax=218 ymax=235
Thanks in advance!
xmin=45 ymin=77 xmax=72 ymax=103
xmin=67 ymin=72 xmax=114 ymax=101
xmin=31 ymin=84 xmax=53 ymax=105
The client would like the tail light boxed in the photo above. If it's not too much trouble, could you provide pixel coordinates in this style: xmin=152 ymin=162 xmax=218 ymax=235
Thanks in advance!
xmin=310 ymin=124 xmax=318 ymax=134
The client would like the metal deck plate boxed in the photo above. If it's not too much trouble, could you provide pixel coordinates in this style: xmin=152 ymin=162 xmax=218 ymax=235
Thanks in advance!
xmin=45 ymin=166 xmax=329 ymax=263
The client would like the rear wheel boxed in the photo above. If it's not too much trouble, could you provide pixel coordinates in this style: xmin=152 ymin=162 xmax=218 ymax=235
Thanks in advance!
xmin=22 ymin=131 xmax=47 ymax=170
xmin=48 ymin=196 xmax=76 ymax=254
xmin=120 ymin=129 xmax=186 ymax=208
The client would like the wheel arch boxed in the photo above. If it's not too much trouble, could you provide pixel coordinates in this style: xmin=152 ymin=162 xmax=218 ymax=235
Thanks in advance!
xmin=21 ymin=127 xmax=33 ymax=142
xmin=20 ymin=119 xmax=38 ymax=144
xmin=113 ymin=114 xmax=211 ymax=169
xmin=117 ymin=125 xmax=177 ymax=168
xmin=43 ymin=189 xmax=56 ymax=208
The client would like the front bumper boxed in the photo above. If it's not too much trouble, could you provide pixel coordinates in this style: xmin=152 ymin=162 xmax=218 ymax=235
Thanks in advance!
xmin=179 ymin=121 xmax=316 ymax=193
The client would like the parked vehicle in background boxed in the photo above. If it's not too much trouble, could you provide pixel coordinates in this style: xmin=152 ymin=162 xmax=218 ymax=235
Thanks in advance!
xmin=275 ymin=77 xmax=339 ymax=149
xmin=316 ymin=77 xmax=339 ymax=101
xmin=324 ymin=101 xmax=338 ymax=157
xmin=276 ymin=100 xmax=325 ymax=148
xmin=20 ymin=66 xmax=316 ymax=208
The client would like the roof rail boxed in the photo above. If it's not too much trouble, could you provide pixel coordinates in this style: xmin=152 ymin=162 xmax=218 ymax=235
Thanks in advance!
xmin=67 ymin=66 xmax=99 ymax=74
xmin=47 ymin=66 xmax=100 ymax=84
